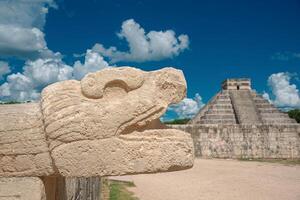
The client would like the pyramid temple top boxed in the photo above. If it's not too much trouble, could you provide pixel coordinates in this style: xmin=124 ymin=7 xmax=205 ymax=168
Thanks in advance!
xmin=222 ymin=78 xmax=251 ymax=90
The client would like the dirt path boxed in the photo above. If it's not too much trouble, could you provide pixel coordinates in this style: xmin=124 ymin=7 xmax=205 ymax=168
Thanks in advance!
xmin=119 ymin=159 xmax=300 ymax=200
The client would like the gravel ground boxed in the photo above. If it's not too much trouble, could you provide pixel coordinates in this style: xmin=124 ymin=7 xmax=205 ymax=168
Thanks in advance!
xmin=118 ymin=159 xmax=300 ymax=200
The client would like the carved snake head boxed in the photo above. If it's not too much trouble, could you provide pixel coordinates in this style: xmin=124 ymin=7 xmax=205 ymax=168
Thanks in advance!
xmin=41 ymin=67 xmax=194 ymax=177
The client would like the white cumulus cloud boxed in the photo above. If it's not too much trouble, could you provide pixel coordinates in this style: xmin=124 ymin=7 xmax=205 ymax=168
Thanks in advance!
xmin=73 ymin=49 xmax=111 ymax=80
xmin=0 ymin=73 xmax=40 ymax=101
xmin=262 ymin=91 xmax=272 ymax=103
xmin=0 ymin=0 xmax=57 ymax=29
xmin=0 ymin=25 xmax=48 ymax=59
xmin=266 ymin=72 xmax=300 ymax=108
xmin=0 ymin=61 xmax=11 ymax=80
xmin=23 ymin=57 xmax=73 ymax=88
xmin=0 ymin=57 xmax=72 ymax=101
xmin=0 ymin=0 xmax=56 ymax=59
xmin=93 ymin=19 xmax=189 ymax=63
xmin=168 ymin=93 xmax=204 ymax=119
xmin=0 ymin=48 xmax=113 ymax=101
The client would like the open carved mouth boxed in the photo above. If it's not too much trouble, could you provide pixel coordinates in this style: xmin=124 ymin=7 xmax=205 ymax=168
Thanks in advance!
xmin=3 ymin=66 xmax=194 ymax=177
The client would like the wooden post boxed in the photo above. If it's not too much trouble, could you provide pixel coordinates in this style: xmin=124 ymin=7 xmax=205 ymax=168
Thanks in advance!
xmin=43 ymin=176 xmax=101 ymax=200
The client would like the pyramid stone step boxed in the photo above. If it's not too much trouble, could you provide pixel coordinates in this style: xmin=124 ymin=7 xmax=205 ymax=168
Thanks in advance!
xmin=206 ymin=109 xmax=234 ymax=114
xmin=262 ymin=117 xmax=292 ymax=121
xmin=211 ymin=104 xmax=233 ymax=109
xmin=215 ymin=99 xmax=231 ymax=104
xmin=201 ymin=114 xmax=236 ymax=120
xmin=198 ymin=119 xmax=236 ymax=124
xmin=254 ymin=99 xmax=270 ymax=104
xmin=262 ymin=118 xmax=296 ymax=124
xmin=257 ymin=108 xmax=278 ymax=113
xmin=260 ymin=113 xmax=290 ymax=118
xmin=256 ymin=104 xmax=275 ymax=108
xmin=217 ymin=95 xmax=231 ymax=100
xmin=256 ymin=102 xmax=273 ymax=106
xmin=221 ymin=90 xmax=230 ymax=94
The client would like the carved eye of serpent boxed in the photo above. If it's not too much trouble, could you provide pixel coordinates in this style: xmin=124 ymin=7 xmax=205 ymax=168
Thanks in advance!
xmin=81 ymin=67 xmax=145 ymax=99
xmin=86 ymin=76 xmax=96 ymax=87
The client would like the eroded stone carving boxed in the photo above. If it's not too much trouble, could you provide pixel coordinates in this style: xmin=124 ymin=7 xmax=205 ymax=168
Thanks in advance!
xmin=0 ymin=67 xmax=193 ymax=181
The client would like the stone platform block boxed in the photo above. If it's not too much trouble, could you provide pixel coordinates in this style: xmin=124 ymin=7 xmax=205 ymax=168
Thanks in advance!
xmin=0 ymin=177 xmax=45 ymax=200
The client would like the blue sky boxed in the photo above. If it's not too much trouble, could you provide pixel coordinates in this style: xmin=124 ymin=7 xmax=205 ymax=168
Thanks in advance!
xmin=0 ymin=0 xmax=299 ymax=120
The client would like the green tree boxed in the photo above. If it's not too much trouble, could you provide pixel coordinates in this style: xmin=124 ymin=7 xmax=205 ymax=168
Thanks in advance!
xmin=288 ymin=109 xmax=300 ymax=123
xmin=163 ymin=118 xmax=191 ymax=125
xmin=0 ymin=101 xmax=21 ymax=104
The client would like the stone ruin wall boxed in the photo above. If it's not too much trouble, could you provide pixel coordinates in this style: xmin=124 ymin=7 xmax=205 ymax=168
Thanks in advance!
xmin=170 ymin=124 xmax=300 ymax=159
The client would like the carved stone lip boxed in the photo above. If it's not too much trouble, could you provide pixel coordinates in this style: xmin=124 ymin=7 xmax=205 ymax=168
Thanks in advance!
xmin=51 ymin=129 xmax=194 ymax=177
xmin=119 ymin=128 xmax=193 ymax=142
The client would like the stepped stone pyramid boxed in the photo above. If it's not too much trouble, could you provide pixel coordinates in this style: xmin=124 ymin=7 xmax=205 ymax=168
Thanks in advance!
xmin=171 ymin=78 xmax=300 ymax=159
xmin=189 ymin=78 xmax=297 ymax=125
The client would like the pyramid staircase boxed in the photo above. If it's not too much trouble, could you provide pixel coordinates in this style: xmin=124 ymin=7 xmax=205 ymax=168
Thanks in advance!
xmin=229 ymin=90 xmax=261 ymax=124
xmin=190 ymin=90 xmax=237 ymax=124
xmin=190 ymin=79 xmax=297 ymax=125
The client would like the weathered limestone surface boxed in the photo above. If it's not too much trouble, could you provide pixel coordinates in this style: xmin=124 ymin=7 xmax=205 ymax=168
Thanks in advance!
xmin=53 ymin=130 xmax=192 ymax=176
xmin=0 ymin=103 xmax=54 ymax=177
xmin=0 ymin=66 xmax=194 ymax=200
xmin=171 ymin=124 xmax=300 ymax=158
xmin=0 ymin=177 xmax=46 ymax=200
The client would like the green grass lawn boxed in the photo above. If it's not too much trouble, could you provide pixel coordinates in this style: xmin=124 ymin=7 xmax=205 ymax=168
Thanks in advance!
xmin=109 ymin=180 xmax=139 ymax=200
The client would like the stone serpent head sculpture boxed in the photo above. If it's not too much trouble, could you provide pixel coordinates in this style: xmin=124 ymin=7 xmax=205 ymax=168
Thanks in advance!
xmin=0 ymin=67 xmax=194 ymax=178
